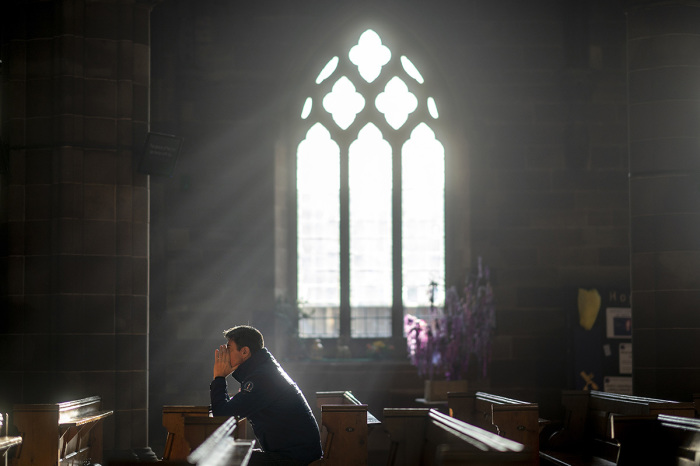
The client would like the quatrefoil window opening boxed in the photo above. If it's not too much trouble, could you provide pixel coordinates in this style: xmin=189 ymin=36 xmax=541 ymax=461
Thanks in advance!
xmin=349 ymin=29 xmax=391 ymax=83
xmin=303 ymin=29 xmax=439 ymax=132
xmin=322 ymin=76 xmax=365 ymax=130
xmin=375 ymin=76 xmax=418 ymax=130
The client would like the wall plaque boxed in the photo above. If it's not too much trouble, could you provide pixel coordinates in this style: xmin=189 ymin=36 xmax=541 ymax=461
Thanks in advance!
xmin=138 ymin=132 xmax=183 ymax=176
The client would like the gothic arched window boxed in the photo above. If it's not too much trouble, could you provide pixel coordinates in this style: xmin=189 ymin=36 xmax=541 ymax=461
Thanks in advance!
xmin=296 ymin=28 xmax=445 ymax=339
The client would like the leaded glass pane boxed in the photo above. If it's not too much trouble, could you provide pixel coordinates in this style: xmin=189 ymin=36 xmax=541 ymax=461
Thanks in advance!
xmin=349 ymin=123 xmax=392 ymax=338
xmin=402 ymin=123 xmax=445 ymax=312
xmin=297 ymin=123 xmax=341 ymax=337
xmin=351 ymin=307 xmax=392 ymax=338
xmin=299 ymin=306 xmax=340 ymax=338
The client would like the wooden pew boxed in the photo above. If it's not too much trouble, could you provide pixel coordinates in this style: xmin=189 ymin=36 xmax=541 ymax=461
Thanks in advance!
xmin=383 ymin=407 xmax=530 ymax=466
xmin=540 ymin=390 xmax=696 ymax=465
xmin=312 ymin=405 xmax=371 ymax=466
xmin=111 ymin=416 xmax=254 ymax=466
xmin=1 ymin=413 xmax=22 ymax=466
xmin=315 ymin=391 xmax=380 ymax=426
xmin=182 ymin=416 xmax=254 ymax=466
xmin=162 ymin=406 xmax=249 ymax=461
xmin=163 ymin=405 xmax=208 ymax=461
xmin=612 ymin=414 xmax=700 ymax=466
xmin=315 ymin=390 xmax=381 ymax=435
xmin=447 ymin=391 xmax=541 ymax=465
xmin=314 ymin=391 xmax=381 ymax=466
xmin=164 ymin=391 xmax=377 ymax=465
xmin=12 ymin=396 xmax=113 ymax=466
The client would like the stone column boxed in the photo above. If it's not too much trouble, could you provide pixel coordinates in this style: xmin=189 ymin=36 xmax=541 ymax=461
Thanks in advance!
xmin=627 ymin=0 xmax=700 ymax=399
xmin=1 ymin=0 xmax=153 ymax=451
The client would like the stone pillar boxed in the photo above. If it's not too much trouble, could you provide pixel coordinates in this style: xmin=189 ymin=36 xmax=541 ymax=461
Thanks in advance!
xmin=1 ymin=0 xmax=153 ymax=451
xmin=627 ymin=0 xmax=700 ymax=399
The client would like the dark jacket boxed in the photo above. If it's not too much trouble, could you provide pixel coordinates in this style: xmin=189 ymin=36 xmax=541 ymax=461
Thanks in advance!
xmin=210 ymin=348 xmax=322 ymax=464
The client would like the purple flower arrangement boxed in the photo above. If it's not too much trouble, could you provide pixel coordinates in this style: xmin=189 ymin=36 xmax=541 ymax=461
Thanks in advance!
xmin=404 ymin=257 xmax=496 ymax=381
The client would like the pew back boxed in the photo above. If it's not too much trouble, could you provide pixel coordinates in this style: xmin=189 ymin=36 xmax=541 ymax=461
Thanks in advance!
xmin=590 ymin=391 xmax=695 ymax=433
xmin=162 ymin=405 xmax=211 ymax=460
xmin=317 ymin=404 xmax=369 ymax=465
xmin=383 ymin=408 xmax=530 ymax=466
xmin=447 ymin=391 xmax=540 ymax=465
xmin=316 ymin=390 xmax=361 ymax=407
xmin=185 ymin=416 xmax=255 ymax=466
xmin=541 ymin=390 xmax=696 ymax=465
xmin=314 ymin=391 xmax=381 ymax=466
xmin=315 ymin=391 xmax=381 ymax=426
xmin=122 ymin=417 xmax=251 ymax=466
xmin=612 ymin=414 xmax=700 ymax=466
xmin=577 ymin=390 xmax=694 ymax=441
xmin=162 ymin=405 xmax=248 ymax=461
xmin=12 ymin=396 xmax=113 ymax=466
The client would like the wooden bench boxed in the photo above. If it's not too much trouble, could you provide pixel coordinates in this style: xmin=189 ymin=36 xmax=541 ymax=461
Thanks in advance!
xmin=164 ymin=391 xmax=377 ymax=465
xmin=314 ymin=391 xmax=381 ymax=466
xmin=315 ymin=391 xmax=380 ymax=426
xmin=183 ymin=416 xmax=255 ymax=466
xmin=1 ymin=413 xmax=22 ymax=466
xmin=540 ymin=390 xmax=696 ymax=466
xmin=612 ymin=414 xmax=700 ymax=465
xmin=162 ymin=405 xmax=249 ymax=461
xmin=383 ymin=407 xmax=530 ymax=466
xmin=12 ymin=396 xmax=113 ymax=466
xmin=447 ymin=391 xmax=541 ymax=465
xmin=108 ymin=415 xmax=254 ymax=466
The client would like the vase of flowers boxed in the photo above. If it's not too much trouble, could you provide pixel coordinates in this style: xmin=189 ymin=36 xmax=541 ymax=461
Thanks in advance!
xmin=366 ymin=340 xmax=395 ymax=359
xmin=404 ymin=257 xmax=496 ymax=400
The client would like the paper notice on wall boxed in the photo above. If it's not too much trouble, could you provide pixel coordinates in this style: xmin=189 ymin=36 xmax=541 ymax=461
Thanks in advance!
xmin=604 ymin=376 xmax=632 ymax=395
xmin=619 ymin=343 xmax=632 ymax=374
xmin=606 ymin=307 xmax=632 ymax=339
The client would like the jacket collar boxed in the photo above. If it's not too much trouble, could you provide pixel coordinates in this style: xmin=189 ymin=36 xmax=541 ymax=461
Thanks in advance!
xmin=232 ymin=347 xmax=271 ymax=382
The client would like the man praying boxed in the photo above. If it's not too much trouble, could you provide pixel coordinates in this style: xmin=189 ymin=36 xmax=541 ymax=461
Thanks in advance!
xmin=210 ymin=325 xmax=323 ymax=466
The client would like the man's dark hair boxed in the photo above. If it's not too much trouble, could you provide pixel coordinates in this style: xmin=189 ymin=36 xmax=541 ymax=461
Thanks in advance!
xmin=223 ymin=325 xmax=264 ymax=353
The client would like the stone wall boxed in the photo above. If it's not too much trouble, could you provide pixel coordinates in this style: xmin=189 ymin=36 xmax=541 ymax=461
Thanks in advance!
xmin=1 ymin=0 xmax=153 ymax=452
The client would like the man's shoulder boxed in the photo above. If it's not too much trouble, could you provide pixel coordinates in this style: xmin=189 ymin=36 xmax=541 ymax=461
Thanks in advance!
xmin=242 ymin=361 xmax=277 ymax=384
xmin=245 ymin=361 xmax=298 ymax=394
